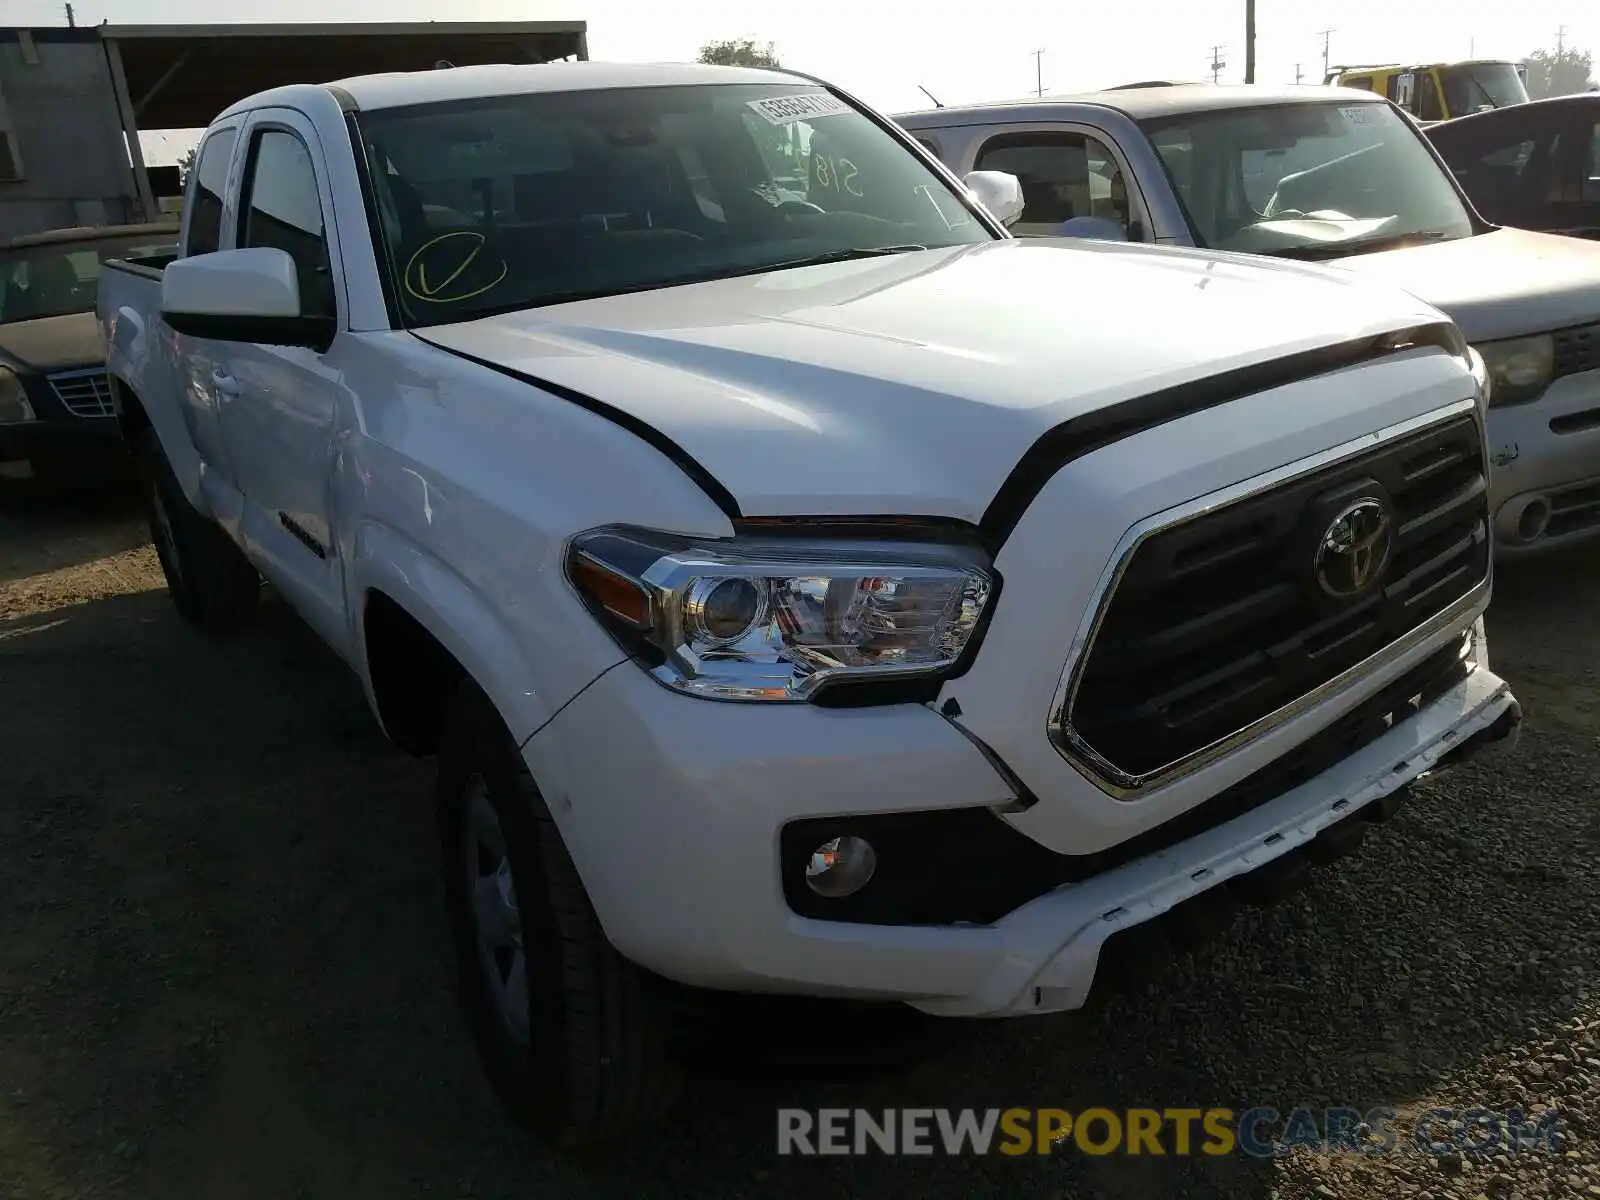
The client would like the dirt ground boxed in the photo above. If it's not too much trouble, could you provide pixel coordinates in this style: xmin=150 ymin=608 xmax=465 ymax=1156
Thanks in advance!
xmin=2 ymin=482 xmax=1598 ymax=1200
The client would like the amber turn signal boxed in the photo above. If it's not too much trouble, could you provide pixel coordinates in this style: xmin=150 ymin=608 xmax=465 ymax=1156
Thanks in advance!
xmin=570 ymin=553 xmax=652 ymax=629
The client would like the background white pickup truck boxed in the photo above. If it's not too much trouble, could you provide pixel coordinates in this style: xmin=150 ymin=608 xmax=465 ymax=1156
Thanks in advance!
xmin=899 ymin=84 xmax=1600 ymax=558
xmin=99 ymin=61 xmax=1521 ymax=1144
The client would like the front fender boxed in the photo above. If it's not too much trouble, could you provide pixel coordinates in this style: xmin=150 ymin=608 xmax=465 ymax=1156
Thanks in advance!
xmin=350 ymin=521 xmax=623 ymax=745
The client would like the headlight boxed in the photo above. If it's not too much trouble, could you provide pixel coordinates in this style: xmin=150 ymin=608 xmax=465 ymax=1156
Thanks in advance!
xmin=567 ymin=527 xmax=996 ymax=702
xmin=0 ymin=366 xmax=35 ymax=424
xmin=1476 ymin=335 xmax=1553 ymax=407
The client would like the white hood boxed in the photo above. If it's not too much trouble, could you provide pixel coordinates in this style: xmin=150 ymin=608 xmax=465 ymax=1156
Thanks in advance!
xmin=419 ymin=239 xmax=1453 ymax=520
xmin=1326 ymin=227 xmax=1600 ymax=343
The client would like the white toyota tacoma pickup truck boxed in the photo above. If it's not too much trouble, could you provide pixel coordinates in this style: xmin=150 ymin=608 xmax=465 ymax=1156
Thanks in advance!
xmin=98 ymin=62 xmax=1521 ymax=1143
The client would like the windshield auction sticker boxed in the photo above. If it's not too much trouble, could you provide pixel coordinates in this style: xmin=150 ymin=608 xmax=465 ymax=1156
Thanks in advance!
xmin=746 ymin=92 xmax=852 ymax=125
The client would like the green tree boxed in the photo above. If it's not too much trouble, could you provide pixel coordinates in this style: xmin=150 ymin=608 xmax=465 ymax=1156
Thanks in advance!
xmin=1520 ymin=46 xmax=1595 ymax=99
xmin=697 ymin=38 xmax=780 ymax=68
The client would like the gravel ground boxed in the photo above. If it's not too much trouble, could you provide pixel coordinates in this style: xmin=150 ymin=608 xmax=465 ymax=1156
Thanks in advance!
xmin=1 ymin=482 xmax=1597 ymax=1200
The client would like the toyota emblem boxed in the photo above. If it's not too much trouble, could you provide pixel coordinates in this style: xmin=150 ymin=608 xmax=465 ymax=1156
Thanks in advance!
xmin=1314 ymin=498 xmax=1393 ymax=599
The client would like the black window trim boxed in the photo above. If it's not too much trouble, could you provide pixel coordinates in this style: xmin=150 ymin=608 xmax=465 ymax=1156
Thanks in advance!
xmin=234 ymin=119 xmax=340 ymax=325
xmin=182 ymin=123 xmax=240 ymax=258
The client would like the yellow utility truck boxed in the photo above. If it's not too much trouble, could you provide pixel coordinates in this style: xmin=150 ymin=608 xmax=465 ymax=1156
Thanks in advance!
xmin=1325 ymin=60 xmax=1529 ymax=124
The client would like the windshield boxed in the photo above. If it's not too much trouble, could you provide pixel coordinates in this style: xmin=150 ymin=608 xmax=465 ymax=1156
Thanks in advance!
xmin=0 ymin=234 xmax=176 ymax=324
xmin=1141 ymin=100 xmax=1474 ymax=259
xmin=352 ymin=83 xmax=992 ymax=327
xmin=1440 ymin=62 xmax=1529 ymax=116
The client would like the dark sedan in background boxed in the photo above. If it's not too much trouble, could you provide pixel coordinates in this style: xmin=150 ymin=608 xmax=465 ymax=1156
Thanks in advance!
xmin=1426 ymin=94 xmax=1600 ymax=239
xmin=0 ymin=221 xmax=179 ymax=488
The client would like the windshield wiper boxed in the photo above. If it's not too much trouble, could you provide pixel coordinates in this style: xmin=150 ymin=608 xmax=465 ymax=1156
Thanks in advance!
xmin=756 ymin=245 xmax=930 ymax=271
xmin=1268 ymin=230 xmax=1457 ymax=260
xmin=472 ymin=246 xmax=935 ymax=313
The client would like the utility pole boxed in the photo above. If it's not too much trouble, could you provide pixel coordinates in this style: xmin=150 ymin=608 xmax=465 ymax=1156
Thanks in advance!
xmin=1556 ymin=25 xmax=1567 ymax=54
xmin=1318 ymin=28 xmax=1335 ymax=81
xmin=64 ymin=1 xmax=75 ymax=26
xmin=1208 ymin=44 xmax=1227 ymax=84
xmin=1295 ymin=63 xmax=1303 ymax=84
xmin=1031 ymin=48 xmax=1046 ymax=97
xmin=1244 ymin=0 xmax=1256 ymax=83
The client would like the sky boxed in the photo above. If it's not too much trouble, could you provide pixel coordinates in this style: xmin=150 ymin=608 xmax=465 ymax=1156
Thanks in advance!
xmin=3 ymin=0 xmax=1594 ymax=163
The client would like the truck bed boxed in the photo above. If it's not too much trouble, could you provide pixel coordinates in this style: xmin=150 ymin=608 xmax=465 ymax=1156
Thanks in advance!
xmin=103 ymin=250 xmax=178 ymax=281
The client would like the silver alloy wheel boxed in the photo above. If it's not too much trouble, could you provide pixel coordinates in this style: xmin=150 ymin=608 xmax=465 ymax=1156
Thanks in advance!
xmin=148 ymin=482 xmax=183 ymax=584
xmin=463 ymin=776 xmax=530 ymax=1046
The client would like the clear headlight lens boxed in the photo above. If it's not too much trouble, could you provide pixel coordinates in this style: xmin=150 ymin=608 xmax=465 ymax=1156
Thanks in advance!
xmin=567 ymin=528 xmax=995 ymax=702
xmin=0 ymin=367 xmax=35 ymax=424
xmin=1476 ymin=334 xmax=1554 ymax=407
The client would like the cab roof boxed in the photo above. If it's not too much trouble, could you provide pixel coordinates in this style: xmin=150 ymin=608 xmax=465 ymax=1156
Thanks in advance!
xmin=218 ymin=61 xmax=812 ymax=119
xmin=896 ymin=83 xmax=1386 ymax=126
xmin=1333 ymin=59 xmax=1520 ymax=71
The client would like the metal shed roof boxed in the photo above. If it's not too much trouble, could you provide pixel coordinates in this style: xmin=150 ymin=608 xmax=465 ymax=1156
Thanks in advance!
xmin=99 ymin=21 xmax=588 ymax=129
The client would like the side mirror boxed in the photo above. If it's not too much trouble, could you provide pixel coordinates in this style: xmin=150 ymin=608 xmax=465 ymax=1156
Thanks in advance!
xmin=161 ymin=247 xmax=332 ymax=351
xmin=1055 ymin=216 xmax=1130 ymax=242
xmin=963 ymin=170 xmax=1025 ymax=227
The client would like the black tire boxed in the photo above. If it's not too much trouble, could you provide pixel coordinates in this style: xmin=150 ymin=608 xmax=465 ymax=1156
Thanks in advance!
xmin=437 ymin=682 xmax=680 ymax=1145
xmin=135 ymin=430 xmax=260 ymax=630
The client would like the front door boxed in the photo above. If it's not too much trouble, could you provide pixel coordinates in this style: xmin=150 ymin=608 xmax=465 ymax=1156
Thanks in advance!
xmin=214 ymin=109 xmax=352 ymax=652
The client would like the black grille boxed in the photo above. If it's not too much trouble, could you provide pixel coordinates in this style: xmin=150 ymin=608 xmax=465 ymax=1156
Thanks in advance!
xmin=1067 ymin=415 xmax=1489 ymax=783
xmin=1553 ymin=323 xmax=1600 ymax=381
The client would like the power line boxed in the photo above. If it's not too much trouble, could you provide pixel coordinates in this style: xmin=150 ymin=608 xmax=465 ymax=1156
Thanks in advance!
xmin=1208 ymin=44 xmax=1227 ymax=84
xmin=1031 ymin=48 xmax=1046 ymax=97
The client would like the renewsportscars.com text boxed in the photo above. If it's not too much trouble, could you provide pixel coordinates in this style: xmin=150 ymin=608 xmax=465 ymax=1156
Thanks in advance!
xmin=776 ymin=1106 xmax=1566 ymax=1157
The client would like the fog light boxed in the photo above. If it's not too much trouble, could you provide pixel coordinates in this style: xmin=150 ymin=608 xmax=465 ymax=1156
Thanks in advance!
xmin=804 ymin=835 xmax=877 ymax=898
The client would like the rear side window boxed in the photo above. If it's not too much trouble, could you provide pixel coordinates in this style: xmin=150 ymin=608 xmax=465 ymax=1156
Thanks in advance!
xmin=237 ymin=129 xmax=335 ymax=320
xmin=184 ymin=127 xmax=237 ymax=256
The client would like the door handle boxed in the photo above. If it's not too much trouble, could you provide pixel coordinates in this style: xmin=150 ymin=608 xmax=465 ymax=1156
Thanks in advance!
xmin=212 ymin=369 xmax=240 ymax=397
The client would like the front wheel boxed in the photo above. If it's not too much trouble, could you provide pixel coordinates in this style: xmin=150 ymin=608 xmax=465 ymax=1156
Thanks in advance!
xmin=436 ymin=682 xmax=680 ymax=1145
xmin=136 ymin=430 xmax=260 ymax=630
